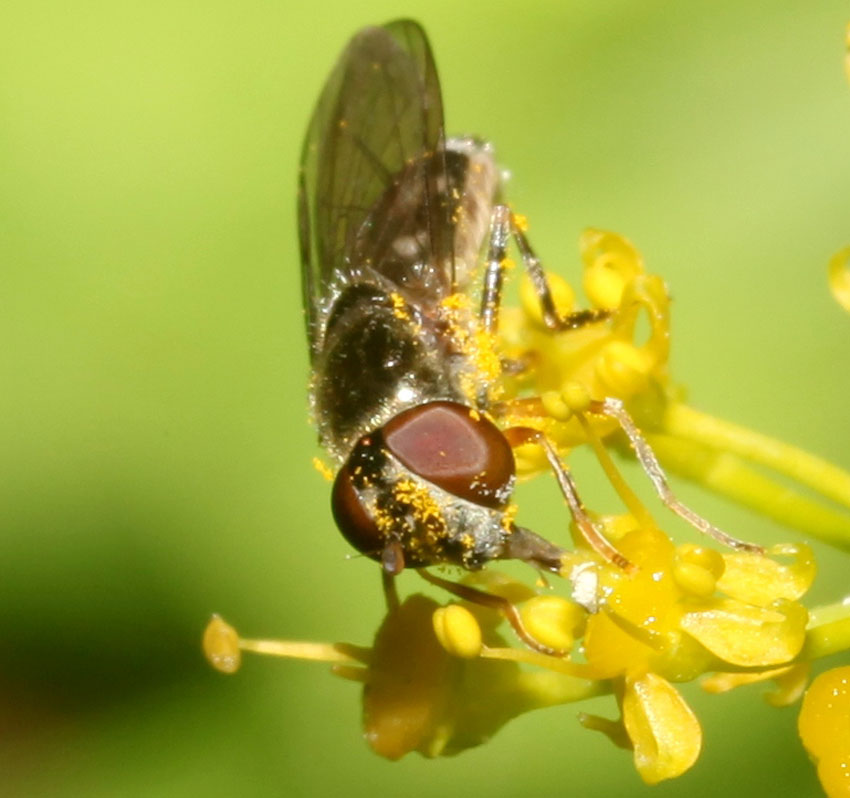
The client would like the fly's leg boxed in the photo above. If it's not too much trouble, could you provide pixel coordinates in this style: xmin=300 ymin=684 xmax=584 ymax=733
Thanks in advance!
xmin=588 ymin=398 xmax=765 ymax=553
xmin=479 ymin=205 xmax=611 ymax=336
xmin=496 ymin=394 xmax=764 ymax=555
xmin=510 ymin=212 xmax=611 ymax=331
xmin=477 ymin=205 xmax=529 ymax=404
xmin=503 ymin=425 xmax=635 ymax=572
xmin=479 ymin=205 xmax=511 ymax=334
xmin=477 ymin=206 xmax=609 ymax=395
xmin=381 ymin=565 xmax=400 ymax=612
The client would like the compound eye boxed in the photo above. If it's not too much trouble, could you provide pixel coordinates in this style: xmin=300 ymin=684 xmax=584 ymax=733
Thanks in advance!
xmin=383 ymin=401 xmax=514 ymax=509
xmin=331 ymin=462 xmax=383 ymax=561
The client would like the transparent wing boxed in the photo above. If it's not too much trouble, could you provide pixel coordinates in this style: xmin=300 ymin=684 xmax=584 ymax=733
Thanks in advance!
xmin=298 ymin=20 xmax=455 ymax=360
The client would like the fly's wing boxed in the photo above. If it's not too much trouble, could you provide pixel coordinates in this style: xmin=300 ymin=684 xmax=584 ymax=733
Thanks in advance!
xmin=298 ymin=20 xmax=456 ymax=362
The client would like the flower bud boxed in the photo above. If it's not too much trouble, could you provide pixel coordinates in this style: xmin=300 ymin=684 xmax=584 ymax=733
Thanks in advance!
xmin=432 ymin=604 xmax=483 ymax=659
xmin=521 ymin=595 xmax=586 ymax=652
xmin=203 ymin=615 xmax=241 ymax=674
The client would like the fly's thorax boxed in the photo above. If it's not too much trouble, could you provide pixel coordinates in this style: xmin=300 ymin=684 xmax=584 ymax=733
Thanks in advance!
xmin=331 ymin=401 xmax=518 ymax=569
xmin=443 ymin=137 xmax=500 ymax=291
xmin=348 ymin=144 xmax=500 ymax=309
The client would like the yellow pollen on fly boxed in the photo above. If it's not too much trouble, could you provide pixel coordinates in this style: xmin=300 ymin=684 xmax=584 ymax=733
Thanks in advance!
xmin=389 ymin=292 xmax=410 ymax=321
xmin=393 ymin=479 xmax=445 ymax=528
xmin=440 ymin=292 xmax=472 ymax=311
xmin=471 ymin=329 xmax=503 ymax=383
xmin=372 ymin=505 xmax=396 ymax=537
xmin=500 ymin=502 xmax=519 ymax=531
xmin=511 ymin=213 xmax=529 ymax=232
xmin=459 ymin=373 xmax=479 ymax=406
xmin=312 ymin=457 xmax=335 ymax=482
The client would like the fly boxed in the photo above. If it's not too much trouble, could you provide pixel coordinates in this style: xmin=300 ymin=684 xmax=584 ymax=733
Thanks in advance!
xmin=297 ymin=20 xmax=761 ymax=614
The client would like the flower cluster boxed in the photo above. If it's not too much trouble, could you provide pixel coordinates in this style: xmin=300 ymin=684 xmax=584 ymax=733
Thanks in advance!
xmin=206 ymin=230 xmax=850 ymax=794
xmin=204 ymin=522 xmax=846 ymax=784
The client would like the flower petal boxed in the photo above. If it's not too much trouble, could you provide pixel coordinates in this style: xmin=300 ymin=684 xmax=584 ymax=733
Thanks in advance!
xmin=718 ymin=543 xmax=815 ymax=607
xmin=828 ymin=245 xmax=850 ymax=314
xmin=622 ymin=672 xmax=702 ymax=784
xmin=580 ymin=229 xmax=644 ymax=309
xmin=583 ymin=611 xmax=653 ymax=679
xmin=799 ymin=665 xmax=850 ymax=798
xmin=702 ymin=663 xmax=809 ymax=707
xmin=680 ymin=598 xmax=807 ymax=666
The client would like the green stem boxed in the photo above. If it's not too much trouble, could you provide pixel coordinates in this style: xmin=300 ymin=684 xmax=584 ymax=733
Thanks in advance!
xmin=644 ymin=432 xmax=850 ymax=551
xmin=662 ymin=403 xmax=850 ymax=513
xmin=799 ymin=599 xmax=850 ymax=662
xmin=239 ymin=638 xmax=369 ymax=664
xmin=575 ymin=410 xmax=657 ymax=528
xmin=512 ymin=670 xmax=610 ymax=710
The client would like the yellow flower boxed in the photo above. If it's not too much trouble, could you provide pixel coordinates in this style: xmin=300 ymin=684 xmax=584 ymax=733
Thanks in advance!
xmin=799 ymin=665 xmax=850 ymax=797
xmin=571 ymin=521 xmax=813 ymax=783
xmin=206 ymin=228 xmax=850 ymax=787
xmin=204 ymin=518 xmax=850 ymax=785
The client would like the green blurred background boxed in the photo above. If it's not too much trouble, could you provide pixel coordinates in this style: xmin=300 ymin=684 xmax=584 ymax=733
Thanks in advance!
xmin=1 ymin=1 xmax=848 ymax=795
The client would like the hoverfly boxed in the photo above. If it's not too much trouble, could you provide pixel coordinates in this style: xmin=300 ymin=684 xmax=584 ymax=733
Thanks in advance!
xmin=297 ymin=20 xmax=759 ymax=600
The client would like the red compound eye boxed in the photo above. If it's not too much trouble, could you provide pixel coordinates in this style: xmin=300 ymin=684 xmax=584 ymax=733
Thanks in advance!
xmin=331 ymin=460 xmax=383 ymax=559
xmin=383 ymin=401 xmax=514 ymax=508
